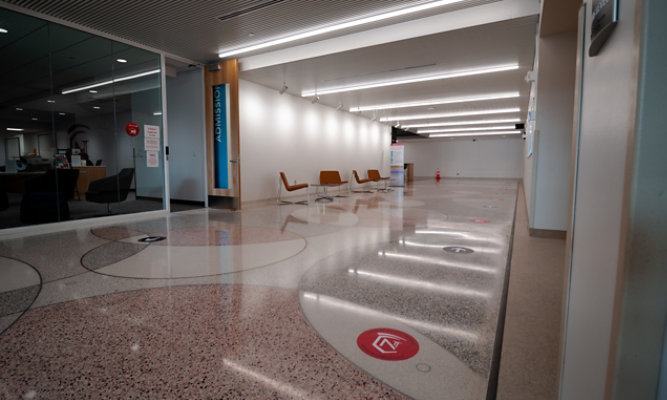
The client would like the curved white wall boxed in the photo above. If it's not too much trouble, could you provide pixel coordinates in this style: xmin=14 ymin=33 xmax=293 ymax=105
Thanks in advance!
xmin=239 ymin=80 xmax=391 ymax=203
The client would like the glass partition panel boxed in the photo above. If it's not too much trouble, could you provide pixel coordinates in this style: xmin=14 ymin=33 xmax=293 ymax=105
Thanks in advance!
xmin=0 ymin=7 xmax=165 ymax=229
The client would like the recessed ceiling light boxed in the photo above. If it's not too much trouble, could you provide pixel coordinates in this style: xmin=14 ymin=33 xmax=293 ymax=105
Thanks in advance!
xmin=31 ymin=117 xmax=38 ymax=121
xmin=380 ymin=107 xmax=521 ymax=122
xmin=92 ymin=106 xmax=101 ymax=110
xmin=89 ymin=89 xmax=98 ymax=93
xmin=401 ymin=118 xmax=521 ymax=129
xmin=303 ymin=64 xmax=519 ymax=97
xmin=6 ymin=128 xmax=24 ymax=132
xmin=219 ymin=0 xmax=467 ymax=58
xmin=429 ymin=130 xmax=522 ymax=138
xmin=59 ymin=112 xmax=66 ymax=116
xmin=116 ymin=58 xmax=127 ymax=63
xmin=0 ymin=28 xmax=8 ymax=34
xmin=349 ymin=92 xmax=521 ymax=112
xmin=15 ymin=107 xmax=23 ymax=111
xmin=418 ymin=125 xmax=517 ymax=134
xmin=47 ymin=99 xmax=55 ymax=103
xmin=153 ymin=111 xmax=162 ymax=116
xmin=61 ymin=69 xmax=160 ymax=95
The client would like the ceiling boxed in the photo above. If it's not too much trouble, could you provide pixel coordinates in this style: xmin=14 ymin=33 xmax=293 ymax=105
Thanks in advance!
xmin=1 ymin=0 xmax=540 ymax=139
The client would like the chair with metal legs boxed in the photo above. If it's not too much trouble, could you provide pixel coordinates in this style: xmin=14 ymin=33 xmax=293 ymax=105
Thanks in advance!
xmin=277 ymin=172 xmax=309 ymax=205
xmin=352 ymin=170 xmax=373 ymax=193
xmin=368 ymin=169 xmax=391 ymax=192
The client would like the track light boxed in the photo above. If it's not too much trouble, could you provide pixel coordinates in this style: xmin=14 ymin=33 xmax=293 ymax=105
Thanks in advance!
xmin=380 ymin=107 xmax=521 ymax=122
xmin=279 ymin=83 xmax=288 ymax=95
xmin=349 ymin=92 xmax=520 ymax=112
xmin=336 ymin=103 xmax=343 ymax=110
xmin=218 ymin=0 xmax=467 ymax=58
xmin=302 ymin=64 xmax=519 ymax=97
xmin=311 ymin=95 xmax=320 ymax=104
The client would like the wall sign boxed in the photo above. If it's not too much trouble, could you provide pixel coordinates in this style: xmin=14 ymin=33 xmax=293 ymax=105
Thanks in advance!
xmin=590 ymin=0 xmax=619 ymax=56
xmin=212 ymin=84 xmax=231 ymax=189
xmin=357 ymin=328 xmax=419 ymax=361
xmin=125 ymin=122 xmax=139 ymax=137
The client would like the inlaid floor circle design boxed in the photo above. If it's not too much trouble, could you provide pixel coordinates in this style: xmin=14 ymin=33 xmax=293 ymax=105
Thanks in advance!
xmin=0 ymin=257 xmax=41 ymax=334
xmin=82 ymin=225 xmax=307 ymax=279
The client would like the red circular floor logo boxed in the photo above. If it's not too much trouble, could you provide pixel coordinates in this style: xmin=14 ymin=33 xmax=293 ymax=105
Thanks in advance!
xmin=357 ymin=328 xmax=419 ymax=361
xmin=470 ymin=218 xmax=491 ymax=223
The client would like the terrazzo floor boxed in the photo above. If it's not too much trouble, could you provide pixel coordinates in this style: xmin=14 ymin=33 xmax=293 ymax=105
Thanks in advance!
xmin=0 ymin=178 xmax=519 ymax=399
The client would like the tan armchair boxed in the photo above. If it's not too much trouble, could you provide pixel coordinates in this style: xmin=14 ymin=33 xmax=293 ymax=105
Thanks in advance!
xmin=368 ymin=169 xmax=391 ymax=192
xmin=352 ymin=170 xmax=373 ymax=193
xmin=278 ymin=172 xmax=309 ymax=205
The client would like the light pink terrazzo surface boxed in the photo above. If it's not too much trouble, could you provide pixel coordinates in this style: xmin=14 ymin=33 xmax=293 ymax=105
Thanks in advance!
xmin=0 ymin=284 xmax=406 ymax=400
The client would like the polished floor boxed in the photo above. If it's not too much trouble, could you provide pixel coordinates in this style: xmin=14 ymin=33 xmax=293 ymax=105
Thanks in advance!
xmin=0 ymin=178 xmax=544 ymax=399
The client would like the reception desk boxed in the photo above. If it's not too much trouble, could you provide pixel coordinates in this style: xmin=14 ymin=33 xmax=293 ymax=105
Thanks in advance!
xmin=73 ymin=166 xmax=106 ymax=200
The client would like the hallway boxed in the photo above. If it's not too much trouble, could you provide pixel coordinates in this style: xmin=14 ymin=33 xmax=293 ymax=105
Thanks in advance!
xmin=0 ymin=179 xmax=562 ymax=399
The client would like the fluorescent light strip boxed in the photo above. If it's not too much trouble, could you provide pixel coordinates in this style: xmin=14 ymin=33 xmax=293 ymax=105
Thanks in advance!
xmin=381 ymin=107 xmax=520 ymax=122
xmin=6 ymin=128 xmax=24 ymax=132
xmin=219 ymin=0 xmax=466 ymax=58
xmin=61 ymin=69 xmax=161 ymax=95
xmin=419 ymin=125 xmax=516 ymax=134
xmin=303 ymin=64 xmax=519 ymax=96
xmin=350 ymin=92 xmax=519 ymax=112
xmin=401 ymin=118 xmax=521 ymax=129
xmin=429 ymin=130 xmax=522 ymax=138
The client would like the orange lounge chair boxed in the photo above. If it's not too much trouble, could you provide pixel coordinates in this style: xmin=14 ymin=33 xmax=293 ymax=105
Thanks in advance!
xmin=317 ymin=170 xmax=349 ymax=201
xmin=367 ymin=169 xmax=391 ymax=192
xmin=277 ymin=172 xmax=309 ymax=205
xmin=352 ymin=170 xmax=373 ymax=193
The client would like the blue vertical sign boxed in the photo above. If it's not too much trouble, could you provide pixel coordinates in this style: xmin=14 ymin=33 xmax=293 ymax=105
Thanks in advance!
xmin=213 ymin=84 xmax=230 ymax=189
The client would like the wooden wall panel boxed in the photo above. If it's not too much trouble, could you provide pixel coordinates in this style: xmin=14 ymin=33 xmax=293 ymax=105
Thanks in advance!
xmin=204 ymin=59 xmax=241 ymax=208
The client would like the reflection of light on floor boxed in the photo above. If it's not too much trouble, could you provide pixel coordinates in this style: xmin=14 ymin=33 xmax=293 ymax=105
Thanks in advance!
xmin=414 ymin=229 xmax=505 ymax=246
xmin=377 ymin=251 xmax=497 ymax=274
xmin=401 ymin=239 xmax=501 ymax=255
xmin=301 ymin=292 xmax=479 ymax=342
xmin=347 ymin=268 xmax=490 ymax=298
xmin=223 ymin=359 xmax=316 ymax=400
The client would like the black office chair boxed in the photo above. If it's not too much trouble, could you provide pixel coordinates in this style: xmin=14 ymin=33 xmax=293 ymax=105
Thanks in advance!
xmin=85 ymin=168 xmax=134 ymax=214
xmin=20 ymin=168 xmax=80 ymax=224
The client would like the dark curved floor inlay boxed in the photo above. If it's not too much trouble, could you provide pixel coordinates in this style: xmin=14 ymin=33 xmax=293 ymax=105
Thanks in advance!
xmin=81 ymin=241 xmax=149 ymax=271
xmin=0 ymin=285 xmax=40 ymax=317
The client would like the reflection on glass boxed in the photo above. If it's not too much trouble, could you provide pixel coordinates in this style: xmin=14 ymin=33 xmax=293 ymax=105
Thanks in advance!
xmin=0 ymin=8 xmax=165 ymax=229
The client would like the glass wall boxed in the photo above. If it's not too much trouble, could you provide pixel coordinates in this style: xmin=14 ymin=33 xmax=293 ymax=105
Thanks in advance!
xmin=0 ymin=8 xmax=165 ymax=229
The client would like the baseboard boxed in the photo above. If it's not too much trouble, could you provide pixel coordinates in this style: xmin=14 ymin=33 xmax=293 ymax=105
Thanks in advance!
xmin=529 ymin=228 xmax=566 ymax=239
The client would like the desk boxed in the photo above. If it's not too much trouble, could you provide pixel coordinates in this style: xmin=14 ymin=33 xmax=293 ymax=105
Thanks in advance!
xmin=73 ymin=166 xmax=106 ymax=200
xmin=0 ymin=172 xmax=46 ymax=193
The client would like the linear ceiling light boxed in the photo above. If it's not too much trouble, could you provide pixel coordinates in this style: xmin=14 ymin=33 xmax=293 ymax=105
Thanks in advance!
xmin=429 ymin=130 xmax=522 ymax=138
xmin=380 ymin=107 xmax=520 ymax=122
xmin=302 ymin=64 xmax=519 ymax=97
xmin=219 ymin=0 xmax=466 ymax=58
xmin=6 ymin=128 xmax=24 ymax=132
xmin=61 ymin=69 xmax=161 ymax=95
xmin=418 ymin=125 xmax=517 ymax=134
xmin=349 ymin=92 xmax=520 ymax=112
xmin=401 ymin=118 xmax=521 ymax=129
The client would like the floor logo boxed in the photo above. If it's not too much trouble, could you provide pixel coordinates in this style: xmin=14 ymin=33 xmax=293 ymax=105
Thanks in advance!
xmin=357 ymin=328 xmax=419 ymax=361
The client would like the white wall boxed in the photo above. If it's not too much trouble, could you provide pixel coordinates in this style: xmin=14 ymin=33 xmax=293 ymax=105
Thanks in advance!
xmin=524 ymin=31 xmax=577 ymax=232
xmin=404 ymin=137 xmax=524 ymax=179
xmin=561 ymin=0 xmax=641 ymax=398
xmin=166 ymin=69 xmax=206 ymax=202
xmin=239 ymin=80 xmax=391 ymax=203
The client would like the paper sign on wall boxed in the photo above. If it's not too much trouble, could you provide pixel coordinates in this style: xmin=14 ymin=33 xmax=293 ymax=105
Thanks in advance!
xmin=144 ymin=138 xmax=160 ymax=151
xmin=144 ymin=125 xmax=160 ymax=138
xmin=146 ymin=151 xmax=159 ymax=168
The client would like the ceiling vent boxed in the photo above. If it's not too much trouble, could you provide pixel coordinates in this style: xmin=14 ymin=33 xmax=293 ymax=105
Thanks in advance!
xmin=217 ymin=0 xmax=286 ymax=22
